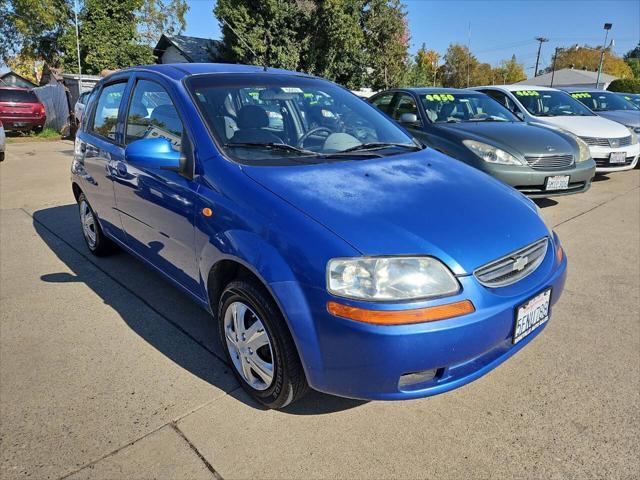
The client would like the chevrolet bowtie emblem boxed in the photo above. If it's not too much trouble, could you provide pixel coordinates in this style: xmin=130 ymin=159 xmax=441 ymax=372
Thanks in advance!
xmin=512 ymin=256 xmax=529 ymax=272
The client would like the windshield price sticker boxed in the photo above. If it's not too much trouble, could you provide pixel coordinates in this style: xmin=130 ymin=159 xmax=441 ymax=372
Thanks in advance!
xmin=515 ymin=90 xmax=540 ymax=97
xmin=425 ymin=94 xmax=455 ymax=102
xmin=571 ymin=92 xmax=591 ymax=99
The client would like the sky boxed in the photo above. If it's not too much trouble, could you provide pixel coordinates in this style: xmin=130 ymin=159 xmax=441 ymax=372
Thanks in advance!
xmin=184 ymin=0 xmax=640 ymax=78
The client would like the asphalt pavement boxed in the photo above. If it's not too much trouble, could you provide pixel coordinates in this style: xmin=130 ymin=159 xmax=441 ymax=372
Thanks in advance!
xmin=0 ymin=141 xmax=638 ymax=479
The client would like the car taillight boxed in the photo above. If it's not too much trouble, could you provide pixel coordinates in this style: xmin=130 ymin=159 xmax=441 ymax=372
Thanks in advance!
xmin=37 ymin=104 xmax=45 ymax=117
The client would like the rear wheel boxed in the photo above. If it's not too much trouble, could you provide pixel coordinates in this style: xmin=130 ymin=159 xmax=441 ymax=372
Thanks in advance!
xmin=218 ymin=279 xmax=309 ymax=409
xmin=77 ymin=193 xmax=113 ymax=256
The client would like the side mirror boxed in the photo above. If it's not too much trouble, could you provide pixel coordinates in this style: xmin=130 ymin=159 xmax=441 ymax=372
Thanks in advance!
xmin=399 ymin=112 xmax=420 ymax=126
xmin=124 ymin=137 xmax=182 ymax=171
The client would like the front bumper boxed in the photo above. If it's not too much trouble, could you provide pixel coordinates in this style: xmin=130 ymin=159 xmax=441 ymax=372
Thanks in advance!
xmin=481 ymin=160 xmax=596 ymax=198
xmin=271 ymin=235 xmax=567 ymax=400
xmin=589 ymin=143 xmax=639 ymax=172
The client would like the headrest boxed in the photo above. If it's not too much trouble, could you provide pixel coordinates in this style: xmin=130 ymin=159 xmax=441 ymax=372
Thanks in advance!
xmin=237 ymin=105 xmax=269 ymax=129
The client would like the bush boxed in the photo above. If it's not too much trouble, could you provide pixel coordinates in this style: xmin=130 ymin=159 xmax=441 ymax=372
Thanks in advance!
xmin=607 ymin=78 xmax=640 ymax=93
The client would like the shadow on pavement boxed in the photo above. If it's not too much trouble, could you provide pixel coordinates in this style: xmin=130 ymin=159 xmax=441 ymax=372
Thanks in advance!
xmin=32 ymin=203 xmax=364 ymax=415
xmin=592 ymin=173 xmax=610 ymax=182
xmin=533 ymin=198 xmax=558 ymax=209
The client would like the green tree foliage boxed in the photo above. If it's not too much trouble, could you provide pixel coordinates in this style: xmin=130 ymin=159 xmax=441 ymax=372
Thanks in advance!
xmin=492 ymin=55 xmax=525 ymax=85
xmin=623 ymin=44 xmax=640 ymax=79
xmin=306 ymin=0 xmax=366 ymax=89
xmin=403 ymin=44 xmax=440 ymax=87
xmin=441 ymin=43 xmax=477 ymax=88
xmin=214 ymin=0 xmax=312 ymax=70
xmin=607 ymin=78 xmax=640 ymax=94
xmin=362 ymin=0 xmax=409 ymax=90
xmin=1 ymin=0 xmax=187 ymax=71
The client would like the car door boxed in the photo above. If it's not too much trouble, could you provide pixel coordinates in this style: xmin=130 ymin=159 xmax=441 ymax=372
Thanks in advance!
xmin=78 ymin=79 xmax=129 ymax=242
xmin=388 ymin=92 xmax=424 ymax=135
xmin=112 ymin=75 xmax=200 ymax=295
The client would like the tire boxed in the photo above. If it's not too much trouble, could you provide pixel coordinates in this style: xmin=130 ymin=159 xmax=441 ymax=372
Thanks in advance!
xmin=0 ymin=151 xmax=4 ymax=162
xmin=218 ymin=279 xmax=309 ymax=409
xmin=77 ymin=193 xmax=113 ymax=256
xmin=33 ymin=125 xmax=43 ymax=134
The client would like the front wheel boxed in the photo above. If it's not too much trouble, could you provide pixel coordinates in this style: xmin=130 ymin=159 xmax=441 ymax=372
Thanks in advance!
xmin=218 ymin=279 xmax=309 ymax=409
xmin=77 ymin=193 xmax=113 ymax=256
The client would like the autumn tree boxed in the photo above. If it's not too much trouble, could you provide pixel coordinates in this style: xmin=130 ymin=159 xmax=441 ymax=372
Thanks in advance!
xmin=403 ymin=44 xmax=440 ymax=87
xmin=441 ymin=44 xmax=477 ymax=88
xmin=492 ymin=55 xmax=526 ymax=85
xmin=624 ymin=43 xmax=640 ymax=79
xmin=549 ymin=45 xmax=633 ymax=79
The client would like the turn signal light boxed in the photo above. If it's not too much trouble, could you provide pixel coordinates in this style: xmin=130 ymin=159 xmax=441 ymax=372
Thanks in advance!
xmin=556 ymin=244 xmax=564 ymax=263
xmin=327 ymin=299 xmax=475 ymax=325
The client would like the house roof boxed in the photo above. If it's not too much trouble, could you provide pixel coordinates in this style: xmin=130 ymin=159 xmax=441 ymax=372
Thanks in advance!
xmin=516 ymin=68 xmax=618 ymax=87
xmin=0 ymin=70 xmax=37 ymax=88
xmin=153 ymin=34 xmax=221 ymax=63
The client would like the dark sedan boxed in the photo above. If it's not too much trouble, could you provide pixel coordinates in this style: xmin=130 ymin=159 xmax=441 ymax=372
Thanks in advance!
xmin=369 ymin=88 xmax=596 ymax=197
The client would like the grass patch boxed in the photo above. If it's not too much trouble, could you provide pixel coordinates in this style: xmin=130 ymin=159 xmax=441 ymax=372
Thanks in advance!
xmin=36 ymin=127 xmax=61 ymax=139
xmin=6 ymin=127 xmax=63 ymax=143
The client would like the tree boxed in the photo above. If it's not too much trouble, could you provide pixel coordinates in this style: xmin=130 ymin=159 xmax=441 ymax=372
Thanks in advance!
xmin=306 ymin=0 xmax=367 ymax=89
xmin=403 ymin=44 xmax=440 ymax=87
xmin=623 ymin=43 xmax=640 ymax=79
xmin=1 ymin=0 xmax=187 ymax=70
xmin=441 ymin=44 xmax=477 ymax=88
xmin=214 ymin=0 xmax=312 ymax=70
xmin=5 ymin=53 xmax=44 ymax=83
xmin=548 ymin=45 xmax=633 ymax=79
xmin=362 ymin=0 xmax=409 ymax=90
xmin=607 ymin=78 xmax=640 ymax=93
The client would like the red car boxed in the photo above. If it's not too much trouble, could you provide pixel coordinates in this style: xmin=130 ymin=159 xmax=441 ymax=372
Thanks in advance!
xmin=0 ymin=87 xmax=46 ymax=133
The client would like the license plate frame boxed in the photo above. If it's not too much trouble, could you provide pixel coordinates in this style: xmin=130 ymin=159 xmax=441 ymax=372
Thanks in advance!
xmin=545 ymin=175 xmax=570 ymax=191
xmin=513 ymin=288 xmax=551 ymax=344
xmin=609 ymin=151 xmax=626 ymax=164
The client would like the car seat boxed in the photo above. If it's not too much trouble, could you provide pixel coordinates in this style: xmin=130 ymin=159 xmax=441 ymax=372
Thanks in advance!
xmin=231 ymin=105 xmax=283 ymax=144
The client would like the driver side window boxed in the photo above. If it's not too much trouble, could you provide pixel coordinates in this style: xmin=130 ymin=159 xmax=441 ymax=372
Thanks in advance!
xmin=390 ymin=94 xmax=420 ymax=125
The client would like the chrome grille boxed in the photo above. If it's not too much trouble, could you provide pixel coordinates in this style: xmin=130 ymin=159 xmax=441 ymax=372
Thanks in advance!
xmin=580 ymin=136 xmax=632 ymax=147
xmin=474 ymin=238 xmax=548 ymax=288
xmin=524 ymin=154 xmax=574 ymax=170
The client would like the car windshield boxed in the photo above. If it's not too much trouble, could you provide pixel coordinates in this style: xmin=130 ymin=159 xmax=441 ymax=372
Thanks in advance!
xmin=571 ymin=91 xmax=639 ymax=111
xmin=0 ymin=89 xmax=38 ymax=103
xmin=420 ymin=92 xmax=517 ymax=123
xmin=185 ymin=74 xmax=419 ymax=166
xmin=515 ymin=90 xmax=593 ymax=117
xmin=619 ymin=94 xmax=640 ymax=108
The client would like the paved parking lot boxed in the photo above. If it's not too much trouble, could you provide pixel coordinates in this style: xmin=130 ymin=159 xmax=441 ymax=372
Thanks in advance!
xmin=1 ymin=140 xmax=638 ymax=480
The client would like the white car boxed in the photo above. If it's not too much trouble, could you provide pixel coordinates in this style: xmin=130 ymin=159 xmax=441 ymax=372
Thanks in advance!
xmin=74 ymin=90 xmax=92 ymax=126
xmin=472 ymin=85 xmax=639 ymax=172
xmin=0 ymin=120 xmax=5 ymax=162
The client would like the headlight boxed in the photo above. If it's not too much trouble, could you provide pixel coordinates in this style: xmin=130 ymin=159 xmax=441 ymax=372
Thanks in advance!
xmin=627 ymin=126 xmax=639 ymax=144
xmin=575 ymin=136 xmax=591 ymax=163
xmin=462 ymin=140 xmax=524 ymax=165
xmin=327 ymin=256 xmax=460 ymax=301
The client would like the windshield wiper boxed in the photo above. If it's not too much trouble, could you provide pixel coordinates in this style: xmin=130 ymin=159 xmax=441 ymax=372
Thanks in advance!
xmin=224 ymin=142 xmax=320 ymax=156
xmin=339 ymin=142 xmax=423 ymax=153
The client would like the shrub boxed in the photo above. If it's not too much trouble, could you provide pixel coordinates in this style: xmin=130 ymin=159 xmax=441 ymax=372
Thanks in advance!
xmin=607 ymin=78 xmax=640 ymax=93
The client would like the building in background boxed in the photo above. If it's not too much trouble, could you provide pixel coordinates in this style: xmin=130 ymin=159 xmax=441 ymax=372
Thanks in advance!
xmin=0 ymin=71 xmax=37 ymax=89
xmin=153 ymin=34 xmax=221 ymax=64
xmin=517 ymin=68 xmax=618 ymax=90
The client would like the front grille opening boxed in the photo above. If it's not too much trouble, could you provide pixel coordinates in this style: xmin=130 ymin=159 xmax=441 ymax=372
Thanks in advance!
xmin=474 ymin=238 xmax=548 ymax=288
xmin=524 ymin=154 xmax=574 ymax=170
xmin=398 ymin=368 xmax=443 ymax=391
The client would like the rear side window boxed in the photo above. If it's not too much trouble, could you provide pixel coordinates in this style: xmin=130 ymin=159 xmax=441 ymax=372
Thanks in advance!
xmin=390 ymin=94 xmax=419 ymax=122
xmin=125 ymin=79 xmax=183 ymax=150
xmin=370 ymin=93 xmax=395 ymax=114
xmin=91 ymin=83 xmax=126 ymax=141
xmin=0 ymin=89 xmax=38 ymax=103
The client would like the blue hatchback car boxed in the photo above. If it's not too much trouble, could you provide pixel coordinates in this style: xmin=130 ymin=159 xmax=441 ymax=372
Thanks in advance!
xmin=71 ymin=64 xmax=567 ymax=408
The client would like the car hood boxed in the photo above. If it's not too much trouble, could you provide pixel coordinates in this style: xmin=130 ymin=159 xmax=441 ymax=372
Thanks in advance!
xmin=437 ymin=121 xmax=574 ymax=157
xmin=242 ymin=150 xmax=549 ymax=275
xmin=595 ymin=110 xmax=640 ymax=128
xmin=534 ymin=115 xmax=631 ymax=138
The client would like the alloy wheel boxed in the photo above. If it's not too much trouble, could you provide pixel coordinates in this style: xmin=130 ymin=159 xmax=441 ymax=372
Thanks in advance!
xmin=79 ymin=200 xmax=97 ymax=248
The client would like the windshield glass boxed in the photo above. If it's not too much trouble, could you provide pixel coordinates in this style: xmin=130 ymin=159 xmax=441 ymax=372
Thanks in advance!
xmin=619 ymin=94 xmax=640 ymax=108
xmin=571 ymin=91 xmax=639 ymax=111
xmin=0 ymin=89 xmax=38 ymax=103
xmin=515 ymin=90 xmax=593 ymax=117
xmin=420 ymin=92 xmax=517 ymax=123
xmin=186 ymin=74 xmax=418 ymax=165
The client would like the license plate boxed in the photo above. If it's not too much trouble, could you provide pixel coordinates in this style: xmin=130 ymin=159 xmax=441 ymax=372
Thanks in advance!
xmin=513 ymin=289 xmax=551 ymax=344
xmin=610 ymin=151 xmax=626 ymax=164
xmin=545 ymin=175 xmax=570 ymax=191
xmin=12 ymin=122 xmax=27 ymax=127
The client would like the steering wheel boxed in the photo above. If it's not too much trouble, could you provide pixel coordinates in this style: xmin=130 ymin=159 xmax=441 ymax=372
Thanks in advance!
xmin=297 ymin=127 xmax=333 ymax=148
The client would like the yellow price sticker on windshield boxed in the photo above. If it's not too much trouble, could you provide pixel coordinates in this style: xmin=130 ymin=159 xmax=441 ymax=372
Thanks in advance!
xmin=571 ymin=92 xmax=591 ymax=99
xmin=515 ymin=90 xmax=540 ymax=97
xmin=426 ymin=93 xmax=455 ymax=102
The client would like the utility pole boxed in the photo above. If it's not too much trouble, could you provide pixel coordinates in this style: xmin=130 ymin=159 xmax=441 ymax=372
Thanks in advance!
xmin=534 ymin=37 xmax=548 ymax=77
xmin=74 ymin=0 xmax=82 ymax=85
xmin=466 ymin=21 xmax=471 ymax=87
xmin=596 ymin=23 xmax=612 ymax=89
xmin=550 ymin=47 xmax=559 ymax=87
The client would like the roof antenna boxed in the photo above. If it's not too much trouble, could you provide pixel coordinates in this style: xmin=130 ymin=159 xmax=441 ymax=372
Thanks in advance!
xmin=219 ymin=16 xmax=268 ymax=71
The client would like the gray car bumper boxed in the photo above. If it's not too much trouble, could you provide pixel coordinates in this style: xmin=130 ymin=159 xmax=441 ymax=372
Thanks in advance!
xmin=481 ymin=159 xmax=597 ymax=198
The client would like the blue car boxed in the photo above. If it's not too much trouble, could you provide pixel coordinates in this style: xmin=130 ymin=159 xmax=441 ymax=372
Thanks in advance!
xmin=71 ymin=64 xmax=567 ymax=408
